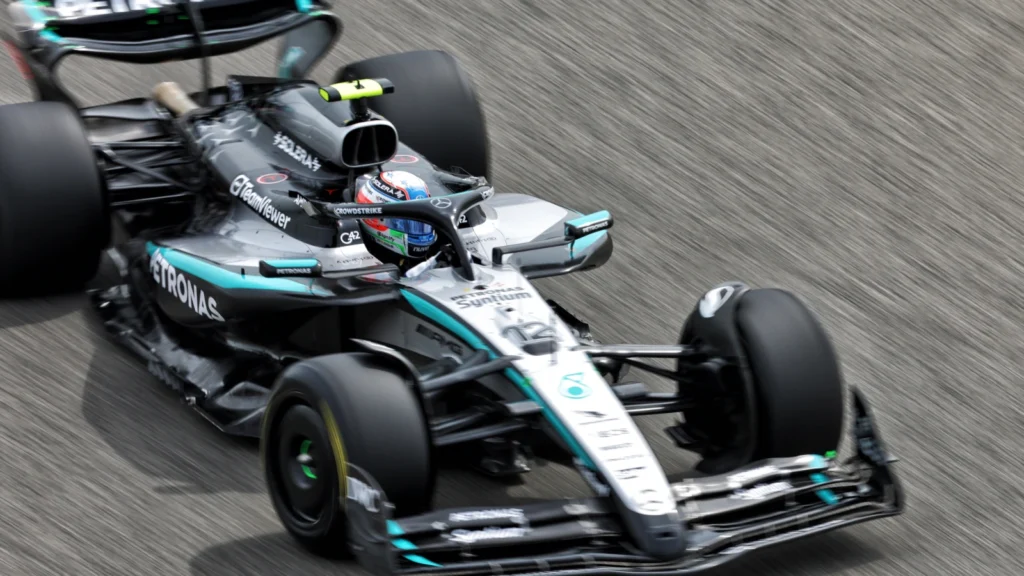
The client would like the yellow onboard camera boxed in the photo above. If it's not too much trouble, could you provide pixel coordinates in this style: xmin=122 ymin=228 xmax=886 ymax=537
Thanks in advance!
xmin=319 ymin=78 xmax=395 ymax=102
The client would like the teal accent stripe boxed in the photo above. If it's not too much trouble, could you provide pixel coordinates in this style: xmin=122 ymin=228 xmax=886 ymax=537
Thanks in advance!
xmin=566 ymin=210 xmax=611 ymax=229
xmin=24 ymin=3 xmax=62 ymax=42
xmin=809 ymin=473 xmax=839 ymax=505
xmin=391 ymin=539 xmax=416 ymax=551
xmin=806 ymin=456 xmax=838 ymax=505
xmin=295 ymin=0 xmax=312 ymax=12
xmin=403 ymin=555 xmax=442 ymax=567
xmin=279 ymin=46 xmax=306 ymax=78
xmin=565 ymin=210 xmax=610 ymax=257
xmin=390 ymin=528 xmax=442 ymax=566
xmin=146 ymin=242 xmax=329 ymax=295
xmin=569 ymin=230 xmax=607 ymax=254
xmin=263 ymin=259 xmax=319 ymax=268
xmin=400 ymin=290 xmax=595 ymax=469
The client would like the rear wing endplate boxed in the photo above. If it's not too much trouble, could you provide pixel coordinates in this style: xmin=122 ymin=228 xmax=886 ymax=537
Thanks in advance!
xmin=3 ymin=0 xmax=341 ymax=105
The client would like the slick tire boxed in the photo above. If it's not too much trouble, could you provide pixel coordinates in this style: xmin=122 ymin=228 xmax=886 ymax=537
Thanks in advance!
xmin=679 ymin=288 xmax=844 ymax=472
xmin=262 ymin=353 xmax=435 ymax=557
xmin=336 ymin=50 xmax=491 ymax=180
xmin=736 ymin=289 xmax=844 ymax=459
xmin=0 ymin=101 xmax=108 ymax=296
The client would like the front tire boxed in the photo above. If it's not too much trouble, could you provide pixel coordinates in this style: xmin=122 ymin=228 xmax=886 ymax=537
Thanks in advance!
xmin=262 ymin=353 xmax=435 ymax=557
xmin=678 ymin=288 xmax=844 ymax=472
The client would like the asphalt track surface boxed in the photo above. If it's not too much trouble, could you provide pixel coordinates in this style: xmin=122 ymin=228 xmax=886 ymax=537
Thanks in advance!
xmin=3 ymin=1 xmax=1024 ymax=575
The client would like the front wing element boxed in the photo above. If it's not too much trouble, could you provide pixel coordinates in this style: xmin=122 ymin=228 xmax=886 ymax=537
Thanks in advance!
xmin=344 ymin=388 xmax=903 ymax=575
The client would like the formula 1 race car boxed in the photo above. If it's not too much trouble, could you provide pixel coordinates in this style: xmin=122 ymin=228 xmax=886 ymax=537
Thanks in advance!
xmin=0 ymin=0 xmax=904 ymax=574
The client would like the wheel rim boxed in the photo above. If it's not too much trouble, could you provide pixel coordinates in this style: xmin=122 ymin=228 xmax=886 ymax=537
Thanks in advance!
xmin=273 ymin=404 xmax=332 ymax=524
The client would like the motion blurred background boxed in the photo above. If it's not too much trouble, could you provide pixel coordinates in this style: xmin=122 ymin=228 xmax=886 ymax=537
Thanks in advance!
xmin=2 ymin=1 xmax=1024 ymax=574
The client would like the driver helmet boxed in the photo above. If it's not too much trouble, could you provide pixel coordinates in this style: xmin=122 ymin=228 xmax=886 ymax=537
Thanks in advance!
xmin=356 ymin=170 xmax=438 ymax=267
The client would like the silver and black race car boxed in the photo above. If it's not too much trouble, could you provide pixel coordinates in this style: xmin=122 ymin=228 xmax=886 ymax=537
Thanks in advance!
xmin=0 ymin=0 xmax=904 ymax=574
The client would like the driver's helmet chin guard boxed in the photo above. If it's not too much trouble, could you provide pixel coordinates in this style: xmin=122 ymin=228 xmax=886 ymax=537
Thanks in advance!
xmin=356 ymin=170 xmax=439 ymax=270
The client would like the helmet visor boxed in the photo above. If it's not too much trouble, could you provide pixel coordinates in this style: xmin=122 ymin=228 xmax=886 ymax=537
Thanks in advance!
xmin=386 ymin=218 xmax=435 ymax=245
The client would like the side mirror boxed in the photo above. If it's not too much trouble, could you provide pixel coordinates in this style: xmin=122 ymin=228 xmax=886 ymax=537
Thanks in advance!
xmin=565 ymin=210 xmax=613 ymax=241
xmin=491 ymin=209 xmax=614 ymax=266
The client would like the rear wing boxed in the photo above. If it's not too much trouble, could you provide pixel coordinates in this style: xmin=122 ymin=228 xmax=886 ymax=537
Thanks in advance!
xmin=2 ymin=0 xmax=341 ymax=105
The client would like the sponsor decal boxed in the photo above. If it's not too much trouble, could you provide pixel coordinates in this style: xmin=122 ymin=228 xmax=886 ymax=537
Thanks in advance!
xmin=229 ymin=175 xmax=292 ymax=229
xmin=450 ymin=286 xmax=532 ymax=309
xmin=595 ymin=428 xmax=629 ymax=438
xmin=369 ymin=176 xmax=403 ymax=200
xmin=391 ymin=154 xmax=419 ymax=163
xmin=614 ymin=466 xmax=647 ymax=481
xmin=502 ymin=321 xmax=558 ymax=347
xmin=727 ymin=465 xmax=777 ymax=484
xmin=448 ymin=509 xmax=524 ymax=523
xmin=600 ymin=443 xmax=633 ymax=451
xmin=274 ymin=268 xmax=312 ymax=275
xmin=415 ymin=324 xmax=465 ymax=356
xmin=699 ymin=285 xmax=735 ymax=318
xmin=273 ymin=132 xmax=322 ymax=171
xmin=574 ymin=409 xmax=618 ymax=426
xmin=338 ymin=254 xmax=378 ymax=267
xmin=558 ymin=372 xmax=592 ymax=399
xmin=339 ymin=229 xmax=362 ymax=245
xmin=447 ymin=527 xmax=529 ymax=544
xmin=464 ymin=236 xmax=499 ymax=253
xmin=730 ymin=481 xmax=792 ymax=501
xmin=293 ymin=196 xmax=308 ymax=208
xmin=607 ymin=453 xmax=646 ymax=463
xmin=149 ymin=249 xmax=224 ymax=322
xmin=256 ymin=173 xmax=288 ymax=185
xmin=579 ymin=222 xmax=607 ymax=234
xmin=336 ymin=206 xmax=382 ymax=216
xmin=430 ymin=197 xmax=452 ymax=209
xmin=346 ymin=476 xmax=381 ymax=512
xmin=53 ymin=0 xmax=198 ymax=18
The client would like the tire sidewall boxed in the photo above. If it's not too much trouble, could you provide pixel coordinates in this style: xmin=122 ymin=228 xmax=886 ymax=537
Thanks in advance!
xmin=262 ymin=354 xmax=434 ymax=554
xmin=263 ymin=385 xmax=347 ymax=547
xmin=679 ymin=287 xmax=844 ymax=469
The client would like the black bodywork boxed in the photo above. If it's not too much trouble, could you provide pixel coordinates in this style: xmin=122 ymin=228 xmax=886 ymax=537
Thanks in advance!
xmin=88 ymin=79 xmax=610 ymax=438
xmin=2 ymin=0 xmax=612 ymax=438
xmin=2 ymin=1 xmax=904 ymax=573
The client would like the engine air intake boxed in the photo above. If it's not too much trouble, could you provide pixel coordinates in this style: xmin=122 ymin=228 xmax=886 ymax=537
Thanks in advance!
xmin=339 ymin=121 xmax=399 ymax=169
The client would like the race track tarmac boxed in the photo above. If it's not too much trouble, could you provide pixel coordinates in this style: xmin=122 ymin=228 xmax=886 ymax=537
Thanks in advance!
xmin=2 ymin=1 xmax=1024 ymax=574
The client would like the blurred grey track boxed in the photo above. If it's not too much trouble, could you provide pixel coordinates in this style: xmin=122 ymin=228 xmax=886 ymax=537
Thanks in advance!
xmin=2 ymin=0 xmax=1024 ymax=574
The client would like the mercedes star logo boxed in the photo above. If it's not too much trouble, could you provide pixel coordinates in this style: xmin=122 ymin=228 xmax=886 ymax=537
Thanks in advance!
xmin=430 ymin=197 xmax=452 ymax=209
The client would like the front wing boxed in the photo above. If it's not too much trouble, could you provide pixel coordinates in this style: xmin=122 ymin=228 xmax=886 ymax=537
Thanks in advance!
xmin=344 ymin=389 xmax=903 ymax=575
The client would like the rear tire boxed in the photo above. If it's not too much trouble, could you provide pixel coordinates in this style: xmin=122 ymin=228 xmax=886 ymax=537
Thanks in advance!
xmin=0 ymin=101 xmax=108 ymax=296
xmin=262 ymin=353 xmax=434 ymax=557
xmin=337 ymin=50 xmax=491 ymax=180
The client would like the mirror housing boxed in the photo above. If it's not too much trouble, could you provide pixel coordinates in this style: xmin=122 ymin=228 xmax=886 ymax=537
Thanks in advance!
xmin=565 ymin=210 xmax=613 ymax=241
